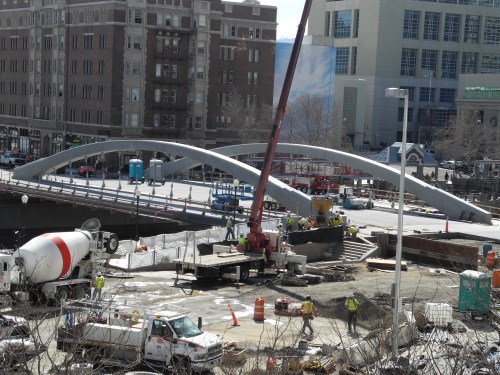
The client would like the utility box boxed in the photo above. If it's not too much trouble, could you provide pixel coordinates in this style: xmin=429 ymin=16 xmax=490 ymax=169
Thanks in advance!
xmin=425 ymin=303 xmax=453 ymax=327
xmin=129 ymin=159 xmax=145 ymax=184
xmin=458 ymin=270 xmax=491 ymax=315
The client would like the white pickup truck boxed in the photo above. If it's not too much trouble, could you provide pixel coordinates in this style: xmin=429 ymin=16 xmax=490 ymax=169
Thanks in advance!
xmin=56 ymin=301 xmax=224 ymax=373
xmin=0 ymin=151 xmax=25 ymax=168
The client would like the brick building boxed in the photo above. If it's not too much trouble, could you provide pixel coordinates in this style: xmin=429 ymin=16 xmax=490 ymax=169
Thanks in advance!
xmin=0 ymin=0 xmax=276 ymax=160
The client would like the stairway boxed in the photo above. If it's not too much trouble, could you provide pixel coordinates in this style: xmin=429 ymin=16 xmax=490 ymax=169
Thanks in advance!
xmin=324 ymin=239 xmax=377 ymax=262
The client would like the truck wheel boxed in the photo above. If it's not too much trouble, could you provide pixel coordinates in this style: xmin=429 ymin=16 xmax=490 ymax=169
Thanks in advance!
xmin=56 ymin=286 xmax=70 ymax=305
xmin=106 ymin=234 xmax=119 ymax=254
xmin=264 ymin=202 xmax=270 ymax=209
xmin=270 ymin=203 xmax=277 ymax=210
xmin=238 ymin=208 xmax=244 ymax=214
xmin=239 ymin=266 xmax=250 ymax=282
xmin=71 ymin=285 xmax=86 ymax=300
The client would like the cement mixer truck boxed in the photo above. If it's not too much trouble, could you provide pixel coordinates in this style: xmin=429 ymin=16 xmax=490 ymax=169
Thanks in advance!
xmin=0 ymin=218 xmax=119 ymax=307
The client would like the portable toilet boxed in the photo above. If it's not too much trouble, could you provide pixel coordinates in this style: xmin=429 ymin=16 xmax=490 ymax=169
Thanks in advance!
xmin=458 ymin=270 xmax=491 ymax=315
xmin=129 ymin=159 xmax=144 ymax=183
xmin=147 ymin=158 xmax=165 ymax=185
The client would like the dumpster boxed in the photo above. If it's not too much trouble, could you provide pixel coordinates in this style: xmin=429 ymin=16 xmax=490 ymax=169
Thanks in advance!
xmin=458 ymin=270 xmax=491 ymax=316
xmin=129 ymin=159 xmax=145 ymax=184
xmin=147 ymin=158 xmax=165 ymax=186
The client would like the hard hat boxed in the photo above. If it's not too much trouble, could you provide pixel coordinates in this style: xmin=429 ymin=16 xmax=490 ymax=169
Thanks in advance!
xmin=98 ymin=272 xmax=102 ymax=276
xmin=347 ymin=292 xmax=354 ymax=298
xmin=240 ymin=233 xmax=244 ymax=237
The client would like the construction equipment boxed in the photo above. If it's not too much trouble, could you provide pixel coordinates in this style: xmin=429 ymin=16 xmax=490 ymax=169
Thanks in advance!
xmin=246 ymin=0 xmax=313 ymax=256
xmin=0 ymin=218 xmax=119 ymax=307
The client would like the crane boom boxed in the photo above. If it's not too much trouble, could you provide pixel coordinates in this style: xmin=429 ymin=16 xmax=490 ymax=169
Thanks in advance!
xmin=247 ymin=0 xmax=312 ymax=237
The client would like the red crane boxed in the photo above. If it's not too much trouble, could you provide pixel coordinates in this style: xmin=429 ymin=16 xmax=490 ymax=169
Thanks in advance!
xmin=246 ymin=0 xmax=313 ymax=255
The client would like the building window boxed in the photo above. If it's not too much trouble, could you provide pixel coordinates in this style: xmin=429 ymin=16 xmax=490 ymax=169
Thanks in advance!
xmin=196 ymin=67 xmax=204 ymax=80
xmin=131 ymin=88 xmax=140 ymax=101
xmin=228 ymin=71 xmax=233 ymax=83
xmin=464 ymin=15 xmax=480 ymax=43
xmin=400 ymin=48 xmax=417 ymax=76
xmin=83 ymin=34 xmax=93 ymax=49
xmin=424 ymin=12 xmax=440 ymax=41
xmin=483 ymin=17 xmax=500 ymax=45
xmin=194 ymin=116 xmax=202 ymax=129
xmin=195 ymin=92 xmax=203 ymax=104
xmin=441 ymin=51 xmax=457 ymax=79
xmin=419 ymin=87 xmax=435 ymax=103
xmin=421 ymin=49 xmax=437 ymax=77
xmin=403 ymin=10 xmax=419 ymax=39
xmin=398 ymin=107 xmax=414 ymax=122
xmin=334 ymin=10 xmax=352 ymax=38
xmin=335 ymin=47 xmax=349 ymax=75
xmin=461 ymin=52 xmax=478 ymax=74
xmin=439 ymin=89 xmax=455 ymax=103
xmin=252 ymin=6 xmax=260 ymax=16
xmin=481 ymin=53 xmax=500 ymax=73
xmin=444 ymin=14 xmax=460 ymax=42
xmin=197 ymin=41 xmax=205 ymax=55
xmin=127 ymin=36 xmax=142 ymax=50
xmin=154 ymin=89 xmax=160 ymax=102
xmin=351 ymin=46 xmax=357 ymax=75
xmin=130 ymin=113 xmax=139 ymax=127
xmin=225 ymin=4 xmax=232 ymax=13
xmin=353 ymin=9 xmax=359 ymax=38
xmin=132 ymin=62 xmax=141 ymax=75
xmin=434 ymin=109 xmax=455 ymax=126
xmin=400 ymin=86 xmax=415 ymax=101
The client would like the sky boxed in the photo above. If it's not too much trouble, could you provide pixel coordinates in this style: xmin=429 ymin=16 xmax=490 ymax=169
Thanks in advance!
xmin=258 ymin=0 xmax=306 ymax=40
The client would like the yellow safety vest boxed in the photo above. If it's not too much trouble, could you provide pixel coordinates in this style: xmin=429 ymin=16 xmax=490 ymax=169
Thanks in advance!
xmin=238 ymin=237 xmax=246 ymax=246
xmin=95 ymin=276 xmax=105 ymax=290
xmin=303 ymin=301 xmax=314 ymax=314
xmin=345 ymin=298 xmax=358 ymax=311
xmin=287 ymin=216 xmax=293 ymax=224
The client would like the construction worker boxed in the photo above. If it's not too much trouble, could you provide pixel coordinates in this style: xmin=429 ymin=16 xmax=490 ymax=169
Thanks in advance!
xmin=329 ymin=215 xmax=343 ymax=227
xmin=345 ymin=292 xmax=359 ymax=333
xmin=238 ymin=233 xmax=248 ymax=252
xmin=298 ymin=217 xmax=309 ymax=231
xmin=301 ymin=296 xmax=317 ymax=336
xmin=225 ymin=218 xmax=235 ymax=240
xmin=347 ymin=225 xmax=359 ymax=238
xmin=92 ymin=272 xmax=105 ymax=301
xmin=285 ymin=214 xmax=294 ymax=233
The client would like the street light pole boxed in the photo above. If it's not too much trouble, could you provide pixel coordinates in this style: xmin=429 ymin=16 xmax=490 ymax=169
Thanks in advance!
xmin=233 ymin=179 xmax=239 ymax=224
xmin=134 ymin=188 xmax=141 ymax=241
xmin=385 ymin=87 xmax=409 ymax=360
xmin=21 ymin=194 xmax=28 ymax=246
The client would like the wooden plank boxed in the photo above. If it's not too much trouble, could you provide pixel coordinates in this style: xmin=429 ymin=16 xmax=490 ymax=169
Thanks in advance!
xmin=366 ymin=258 xmax=408 ymax=271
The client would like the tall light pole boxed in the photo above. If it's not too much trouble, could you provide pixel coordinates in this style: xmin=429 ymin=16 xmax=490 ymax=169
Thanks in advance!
xmin=134 ymin=188 xmax=141 ymax=241
xmin=233 ymin=179 xmax=239 ymax=224
xmin=385 ymin=87 xmax=409 ymax=360
xmin=21 ymin=194 xmax=28 ymax=245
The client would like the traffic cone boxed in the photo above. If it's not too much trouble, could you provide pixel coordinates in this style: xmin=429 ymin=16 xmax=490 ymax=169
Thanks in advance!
xmin=445 ymin=217 xmax=449 ymax=233
xmin=227 ymin=303 xmax=238 ymax=326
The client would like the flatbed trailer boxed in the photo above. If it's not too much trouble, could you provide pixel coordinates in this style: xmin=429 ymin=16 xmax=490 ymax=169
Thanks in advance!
xmin=174 ymin=241 xmax=307 ymax=282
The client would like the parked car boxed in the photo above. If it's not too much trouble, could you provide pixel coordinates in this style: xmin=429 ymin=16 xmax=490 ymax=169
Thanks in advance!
xmin=440 ymin=160 xmax=455 ymax=169
xmin=78 ymin=165 xmax=96 ymax=176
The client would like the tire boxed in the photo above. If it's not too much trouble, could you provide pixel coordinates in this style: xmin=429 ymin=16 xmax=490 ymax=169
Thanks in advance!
xmin=106 ymin=234 xmax=119 ymax=254
xmin=239 ymin=266 xmax=250 ymax=282
xmin=271 ymin=203 xmax=277 ymax=210
xmin=56 ymin=286 xmax=70 ymax=306
xmin=301 ymin=187 xmax=308 ymax=193
xmin=238 ymin=208 xmax=244 ymax=214
xmin=264 ymin=202 xmax=270 ymax=209
xmin=71 ymin=285 xmax=86 ymax=300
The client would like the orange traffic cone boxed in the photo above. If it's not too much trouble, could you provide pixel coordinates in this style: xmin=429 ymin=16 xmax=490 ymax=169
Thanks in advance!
xmin=445 ymin=217 xmax=449 ymax=233
xmin=227 ymin=303 xmax=238 ymax=326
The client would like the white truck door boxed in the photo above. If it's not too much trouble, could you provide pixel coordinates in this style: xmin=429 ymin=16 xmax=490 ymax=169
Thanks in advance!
xmin=144 ymin=319 xmax=174 ymax=364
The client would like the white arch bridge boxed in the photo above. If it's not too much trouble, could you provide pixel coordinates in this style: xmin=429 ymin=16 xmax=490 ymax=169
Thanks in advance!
xmin=12 ymin=140 xmax=491 ymax=225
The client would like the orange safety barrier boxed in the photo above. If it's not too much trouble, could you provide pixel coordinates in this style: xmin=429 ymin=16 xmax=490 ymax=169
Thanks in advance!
xmin=254 ymin=297 xmax=265 ymax=321
xmin=486 ymin=251 xmax=496 ymax=268
xmin=493 ymin=270 xmax=500 ymax=288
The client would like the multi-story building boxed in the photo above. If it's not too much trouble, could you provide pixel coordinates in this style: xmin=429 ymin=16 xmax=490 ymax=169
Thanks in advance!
xmin=306 ymin=0 xmax=500 ymax=151
xmin=0 ymin=0 xmax=276 ymax=159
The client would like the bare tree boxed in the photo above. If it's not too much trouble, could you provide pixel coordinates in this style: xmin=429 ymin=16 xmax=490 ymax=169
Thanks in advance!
xmin=280 ymin=94 xmax=352 ymax=151
xmin=433 ymin=109 xmax=499 ymax=165
xmin=221 ymin=89 xmax=273 ymax=144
